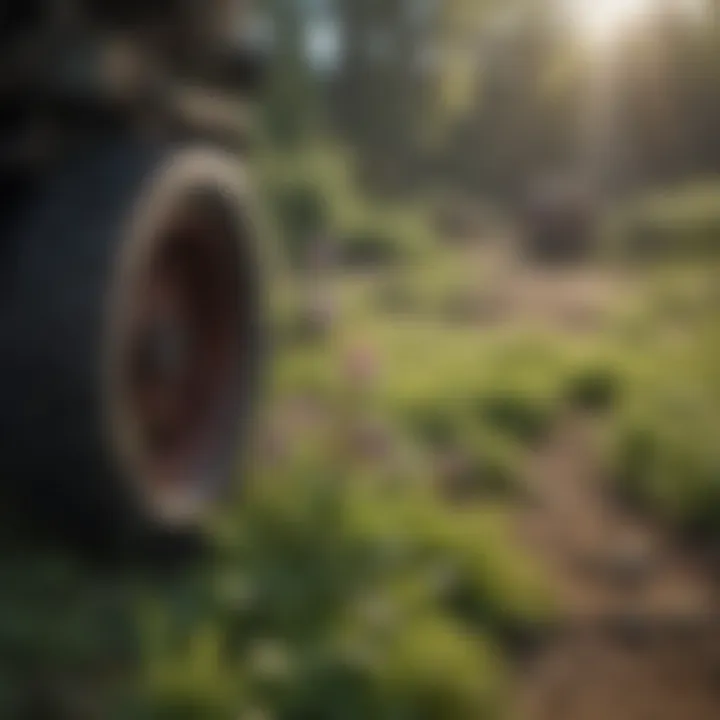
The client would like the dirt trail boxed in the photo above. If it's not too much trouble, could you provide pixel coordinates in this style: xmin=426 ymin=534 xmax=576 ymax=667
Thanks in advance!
xmin=479 ymin=252 xmax=720 ymax=718
xmin=514 ymin=413 xmax=720 ymax=720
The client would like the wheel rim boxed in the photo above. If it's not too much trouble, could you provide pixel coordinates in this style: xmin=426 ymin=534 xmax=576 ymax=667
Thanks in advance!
xmin=118 ymin=193 xmax=245 ymax=509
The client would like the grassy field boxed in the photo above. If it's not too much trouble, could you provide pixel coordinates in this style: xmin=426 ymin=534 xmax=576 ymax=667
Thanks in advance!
xmin=3 ymin=170 xmax=720 ymax=718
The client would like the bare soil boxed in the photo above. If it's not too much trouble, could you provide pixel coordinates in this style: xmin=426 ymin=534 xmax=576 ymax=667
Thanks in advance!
xmin=506 ymin=255 xmax=720 ymax=719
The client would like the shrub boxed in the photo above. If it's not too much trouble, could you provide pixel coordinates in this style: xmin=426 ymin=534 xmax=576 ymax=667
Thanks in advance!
xmin=269 ymin=179 xmax=330 ymax=263
xmin=565 ymin=357 xmax=625 ymax=413
xmin=339 ymin=208 xmax=434 ymax=268
xmin=441 ymin=428 xmax=525 ymax=501
xmin=610 ymin=388 xmax=720 ymax=538
xmin=256 ymin=145 xmax=359 ymax=266
xmin=471 ymin=367 xmax=559 ymax=446
xmin=340 ymin=223 xmax=409 ymax=266
xmin=394 ymin=391 xmax=524 ymax=500
xmin=473 ymin=389 xmax=552 ymax=445
xmin=401 ymin=400 xmax=469 ymax=449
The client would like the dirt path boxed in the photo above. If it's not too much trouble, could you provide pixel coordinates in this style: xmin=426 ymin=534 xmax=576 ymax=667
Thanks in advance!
xmin=464 ymin=242 xmax=633 ymax=335
xmin=513 ymin=413 xmax=720 ymax=720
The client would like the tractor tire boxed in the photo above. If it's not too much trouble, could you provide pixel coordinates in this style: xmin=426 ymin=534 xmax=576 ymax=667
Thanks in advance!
xmin=0 ymin=140 xmax=265 ymax=552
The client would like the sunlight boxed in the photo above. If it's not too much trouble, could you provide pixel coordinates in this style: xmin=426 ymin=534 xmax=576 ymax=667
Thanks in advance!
xmin=567 ymin=0 xmax=654 ymax=44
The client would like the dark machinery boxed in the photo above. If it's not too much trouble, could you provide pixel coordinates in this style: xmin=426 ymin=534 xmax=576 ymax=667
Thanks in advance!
xmin=0 ymin=1 xmax=268 ymax=549
xmin=521 ymin=178 xmax=599 ymax=263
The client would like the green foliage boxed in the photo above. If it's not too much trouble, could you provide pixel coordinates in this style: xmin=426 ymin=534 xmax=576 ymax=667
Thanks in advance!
xmin=450 ymin=427 xmax=526 ymax=500
xmin=608 ymin=182 xmax=720 ymax=261
xmin=564 ymin=356 xmax=625 ymax=413
xmin=0 ymin=470 xmax=547 ymax=720
xmin=340 ymin=208 xmax=433 ymax=267
xmin=374 ymin=320 xmax=568 ymax=453
xmin=9 ymin=0 xmax=720 ymax=714
xmin=133 ymin=473 xmax=549 ymax=719
xmin=579 ymin=260 xmax=720 ymax=538
xmin=471 ymin=384 xmax=555 ymax=446
xmin=390 ymin=393 xmax=524 ymax=499
xmin=469 ymin=341 xmax=566 ymax=445
xmin=0 ymin=271 xmax=566 ymax=719
xmin=269 ymin=179 xmax=330 ymax=263
xmin=256 ymin=146 xmax=435 ymax=268
xmin=0 ymin=552 xmax=140 ymax=718
xmin=610 ymin=386 xmax=720 ymax=538
xmin=255 ymin=146 xmax=353 ymax=264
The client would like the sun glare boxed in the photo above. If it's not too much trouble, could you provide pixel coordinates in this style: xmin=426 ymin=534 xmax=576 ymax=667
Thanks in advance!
xmin=568 ymin=0 xmax=653 ymax=44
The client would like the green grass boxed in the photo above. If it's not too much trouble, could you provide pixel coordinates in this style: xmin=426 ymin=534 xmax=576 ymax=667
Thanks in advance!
xmin=608 ymin=355 xmax=720 ymax=537
xmin=8 ymin=205 xmax=720 ymax=718
xmin=593 ymin=268 xmax=720 ymax=537
xmin=0 ymin=468 xmax=549 ymax=719
xmin=0 ymin=257 xmax=560 ymax=719
xmin=606 ymin=180 xmax=720 ymax=261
